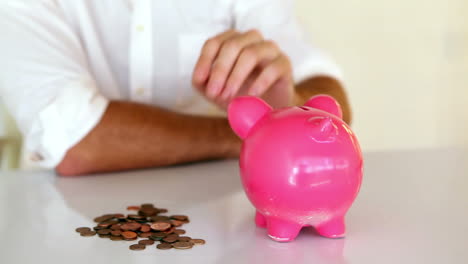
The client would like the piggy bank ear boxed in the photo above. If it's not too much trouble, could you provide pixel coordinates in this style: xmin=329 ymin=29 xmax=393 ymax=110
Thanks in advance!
xmin=304 ymin=95 xmax=343 ymax=119
xmin=228 ymin=96 xmax=272 ymax=139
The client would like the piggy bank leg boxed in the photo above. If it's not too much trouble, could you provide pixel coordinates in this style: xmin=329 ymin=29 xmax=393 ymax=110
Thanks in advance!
xmin=315 ymin=216 xmax=346 ymax=238
xmin=266 ymin=218 xmax=302 ymax=242
xmin=255 ymin=211 xmax=267 ymax=228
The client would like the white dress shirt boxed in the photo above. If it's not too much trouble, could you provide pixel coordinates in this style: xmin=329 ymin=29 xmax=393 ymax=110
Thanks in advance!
xmin=0 ymin=0 xmax=342 ymax=168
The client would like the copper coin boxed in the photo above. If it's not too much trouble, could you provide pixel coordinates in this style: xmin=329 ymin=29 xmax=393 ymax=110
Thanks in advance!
xmin=150 ymin=216 xmax=170 ymax=222
xmin=157 ymin=219 xmax=172 ymax=225
xmin=140 ymin=224 xmax=151 ymax=232
xmin=162 ymin=237 xmax=178 ymax=243
xmin=110 ymin=224 xmax=121 ymax=230
xmin=170 ymin=215 xmax=188 ymax=221
xmin=162 ymin=227 xmax=175 ymax=234
xmin=111 ymin=230 xmax=122 ymax=236
xmin=150 ymin=222 xmax=171 ymax=231
xmin=149 ymin=235 xmax=163 ymax=241
xmin=173 ymin=229 xmax=186 ymax=235
xmin=141 ymin=203 xmax=154 ymax=209
xmin=138 ymin=239 xmax=155 ymax=246
xmin=80 ymin=230 xmax=96 ymax=237
xmin=99 ymin=234 xmax=111 ymax=238
xmin=162 ymin=234 xmax=179 ymax=243
xmin=114 ymin=213 xmax=125 ymax=218
xmin=172 ymin=241 xmax=193 ymax=250
xmin=190 ymin=239 xmax=206 ymax=245
xmin=103 ymin=214 xmax=117 ymax=220
xmin=149 ymin=232 xmax=166 ymax=240
xmin=129 ymin=244 xmax=146 ymax=251
xmin=94 ymin=215 xmax=114 ymax=223
xmin=153 ymin=232 xmax=167 ymax=237
xmin=97 ymin=222 xmax=112 ymax=228
xmin=110 ymin=236 xmax=123 ymax=241
xmin=75 ymin=227 xmax=91 ymax=233
xmin=108 ymin=219 xmax=119 ymax=225
xmin=167 ymin=233 xmax=179 ymax=239
xmin=127 ymin=222 xmax=143 ymax=230
xmin=98 ymin=220 xmax=118 ymax=228
xmin=177 ymin=236 xmax=191 ymax=242
xmin=156 ymin=243 xmax=173 ymax=250
xmin=158 ymin=208 xmax=168 ymax=213
xmin=127 ymin=206 xmax=140 ymax=211
xmin=170 ymin=220 xmax=184 ymax=227
xmin=139 ymin=207 xmax=158 ymax=216
xmin=92 ymin=216 xmax=106 ymax=223
xmin=97 ymin=229 xmax=111 ymax=235
xmin=121 ymin=231 xmax=137 ymax=240
xmin=137 ymin=232 xmax=149 ymax=238
xmin=121 ymin=222 xmax=141 ymax=231
xmin=127 ymin=214 xmax=146 ymax=221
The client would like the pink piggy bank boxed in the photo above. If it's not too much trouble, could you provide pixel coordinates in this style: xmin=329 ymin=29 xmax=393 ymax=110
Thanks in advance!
xmin=228 ymin=95 xmax=363 ymax=242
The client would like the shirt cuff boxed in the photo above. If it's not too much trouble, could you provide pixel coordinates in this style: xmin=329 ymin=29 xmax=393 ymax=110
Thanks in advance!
xmin=24 ymin=78 xmax=109 ymax=168
xmin=293 ymin=53 xmax=344 ymax=85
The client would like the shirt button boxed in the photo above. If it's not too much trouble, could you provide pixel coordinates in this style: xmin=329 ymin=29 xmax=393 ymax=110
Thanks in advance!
xmin=136 ymin=87 xmax=145 ymax=96
xmin=136 ymin=25 xmax=145 ymax=32
xmin=30 ymin=152 xmax=44 ymax=162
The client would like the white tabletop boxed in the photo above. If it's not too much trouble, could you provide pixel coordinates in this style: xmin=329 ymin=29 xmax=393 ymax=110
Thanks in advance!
xmin=0 ymin=148 xmax=467 ymax=264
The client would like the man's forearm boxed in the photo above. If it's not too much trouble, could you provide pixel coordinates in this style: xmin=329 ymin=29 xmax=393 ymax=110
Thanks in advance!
xmin=56 ymin=76 xmax=350 ymax=176
xmin=56 ymin=101 xmax=241 ymax=176
xmin=294 ymin=76 xmax=352 ymax=124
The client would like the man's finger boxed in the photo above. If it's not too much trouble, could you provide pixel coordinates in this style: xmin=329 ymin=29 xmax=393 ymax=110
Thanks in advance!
xmin=206 ymin=29 xmax=263 ymax=98
xmin=192 ymin=30 xmax=238 ymax=91
xmin=221 ymin=40 xmax=280 ymax=100
xmin=248 ymin=56 xmax=292 ymax=96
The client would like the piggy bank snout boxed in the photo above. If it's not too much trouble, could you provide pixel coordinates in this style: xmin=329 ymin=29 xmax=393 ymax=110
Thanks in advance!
xmin=306 ymin=116 xmax=338 ymax=142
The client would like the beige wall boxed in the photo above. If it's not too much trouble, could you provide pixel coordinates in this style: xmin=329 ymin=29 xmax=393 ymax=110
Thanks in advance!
xmin=296 ymin=0 xmax=468 ymax=151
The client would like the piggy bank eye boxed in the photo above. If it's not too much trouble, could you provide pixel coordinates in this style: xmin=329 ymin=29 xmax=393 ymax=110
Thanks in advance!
xmin=306 ymin=116 xmax=338 ymax=143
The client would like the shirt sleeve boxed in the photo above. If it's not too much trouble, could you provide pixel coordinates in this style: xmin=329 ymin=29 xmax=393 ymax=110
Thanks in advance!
xmin=0 ymin=1 xmax=109 ymax=168
xmin=232 ymin=0 xmax=343 ymax=84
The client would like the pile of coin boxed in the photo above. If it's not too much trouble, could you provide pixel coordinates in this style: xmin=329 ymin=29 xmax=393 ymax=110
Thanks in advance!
xmin=75 ymin=203 xmax=205 ymax=251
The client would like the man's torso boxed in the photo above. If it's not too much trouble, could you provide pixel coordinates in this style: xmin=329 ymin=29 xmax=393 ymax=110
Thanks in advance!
xmin=58 ymin=0 xmax=235 ymax=115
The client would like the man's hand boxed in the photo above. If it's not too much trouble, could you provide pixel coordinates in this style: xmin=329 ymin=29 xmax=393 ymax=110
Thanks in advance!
xmin=192 ymin=29 xmax=295 ymax=109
